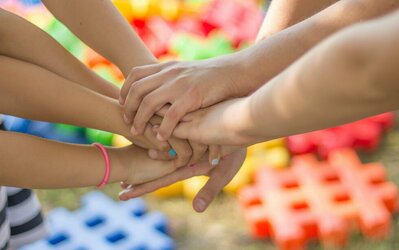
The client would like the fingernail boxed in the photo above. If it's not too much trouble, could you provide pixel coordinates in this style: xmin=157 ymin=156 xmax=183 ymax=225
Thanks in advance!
xmin=211 ymin=158 xmax=220 ymax=166
xmin=195 ymin=198 xmax=207 ymax=212
xmin=168 ymin=149 xmax=177 ymax=157
xmin=148 ymin=149 xmax=158 ymax=159
xmin=156 ymin=133 xmax=166 ymax=141
xmin=118 ymin=188 xmax=133 ymax=197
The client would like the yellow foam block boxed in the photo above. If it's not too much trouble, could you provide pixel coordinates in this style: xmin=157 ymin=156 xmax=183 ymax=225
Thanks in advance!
xmin=183 ymin=176 xmax=208 ymax=200
xmin=250 ymin=147 xmax=290 ymax=170
xmin=152 ymin=181 xmax=184 ymax=198
xmin=112 ymin=135 xmax=132 ymax=147
xmin=264 ymin=147 xmax=290 ymax=169
xmin=131 ymin=0 xmax=151 ymax=19
xmin=224 ymin=158 xmax=254 ymax=195
xmin=112 ymin=0 xmax=135 ymax=21
xmin=159 ymin=0 xmax=180 ymax=21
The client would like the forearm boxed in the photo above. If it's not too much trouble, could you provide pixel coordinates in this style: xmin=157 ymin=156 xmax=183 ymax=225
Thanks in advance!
xmin=0 ymin=9 xmax=118 ymax=99
xmin=0 ymin=56 xmax=131 ymax=139
xmin=42 ymin=0 xmax=157 ymax=77
xmin=0 ymin=130 xmax=126 ymax=188
xmin=244 ymin=11 xmax=399 ymax=142
xmin=257 ymin=0 xmax=338 ymax=40
xmin=240 ymin=0 xmax=399 ymax=93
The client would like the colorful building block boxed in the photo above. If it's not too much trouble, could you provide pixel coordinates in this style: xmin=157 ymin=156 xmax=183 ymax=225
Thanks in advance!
xmin=86 ymin=128 xmax=114 ymax=146
xmin=21 ymin=191 xmax=175 ymax=250
xmin=201 ymin=0 xmax=262 ymax=45
xmin=238 ymin=148 xmax=397 ymax=250
xmin=286 ymin=113 xmax=395 ymax=158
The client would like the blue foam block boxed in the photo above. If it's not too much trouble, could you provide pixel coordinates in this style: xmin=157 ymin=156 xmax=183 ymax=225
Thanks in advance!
xmin=20 ymin=192 xmax=175 ymax=250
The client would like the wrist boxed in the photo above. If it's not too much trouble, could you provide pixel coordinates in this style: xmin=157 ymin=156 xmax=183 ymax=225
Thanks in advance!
xmin=107 ymin=147 xmax=129 ymax=184
xmin=230 ymin=48 xmax=268 ymax=96
xmin=225 ymin=97 xmax=261 ymax=146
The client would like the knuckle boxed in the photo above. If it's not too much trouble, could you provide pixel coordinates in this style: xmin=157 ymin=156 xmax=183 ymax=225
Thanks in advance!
xmin=130 ymin=67 xmax=143 ymax=77
xmin=165 ymin=108 xmax=179 ymax=121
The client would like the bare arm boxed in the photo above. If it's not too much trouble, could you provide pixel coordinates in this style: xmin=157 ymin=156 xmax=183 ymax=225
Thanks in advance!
xmin=243 ymin=0 xmax=399 ymax=93
xmin=0 ymin=130 xmax=176 ymax=189
xmin=0 ymin=55 xmax=171 ymax=151
xmin=120 ymin=0 xmax=399 ymax=142
xmin=256 ymin=0 xmax=338 ymax=41
xmin=172 ymin=10 xmax=399 ymax=146
xmin=0 ymin=9 xmax=118 ymax=99
xmin=42 ymin=0 xmax=157 ymax=77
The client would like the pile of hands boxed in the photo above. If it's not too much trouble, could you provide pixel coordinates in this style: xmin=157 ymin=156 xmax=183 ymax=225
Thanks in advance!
xmin=116 ymin=55 xmax=263 ymax=212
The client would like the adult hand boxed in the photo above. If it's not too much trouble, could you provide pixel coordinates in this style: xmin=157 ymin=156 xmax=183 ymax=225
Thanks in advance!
xmin=120 ymin=53 xmax=258 ymax=142
xmin=119 ymin=149 xmax=247 ymax=212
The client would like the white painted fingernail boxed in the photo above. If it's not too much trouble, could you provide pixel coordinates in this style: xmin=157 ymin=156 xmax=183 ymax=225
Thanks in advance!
xmin=118 ymin=187 xmax=133 ymax=196
xmin=211 ymin=158 xmax=220 ymax=166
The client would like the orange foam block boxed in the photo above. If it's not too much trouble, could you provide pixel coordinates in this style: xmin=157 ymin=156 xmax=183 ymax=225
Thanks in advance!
xmin=238 ymin=148 xmax=397 ymax=250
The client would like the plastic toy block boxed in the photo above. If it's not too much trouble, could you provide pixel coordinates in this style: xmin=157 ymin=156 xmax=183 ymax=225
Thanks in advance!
xmin=45 ymin=19 xmax=85 ymax=59
xmin=112 ymin=134 xmax=132 ymax=147
xmin=183 ymin=176 xmax=208 ymax=200
xmin=286 ymin=113 xmax=395 ymax=158
xmin=86 ymin=128 xmax=114 ymax=146
xmin=170 ymin=32 xmax=234 ymax=60
xmin=238 ymin=148 xmax=397 ymax=250
xmin=2 ymin=115 xmax=31 ymax=133
xmin=201 ymin=0 xmax=262 ymax=45
xmin=21 ymin=191 xmax=175 ymax=250
xmin=153 ymin=181 xmax=184 ymax=198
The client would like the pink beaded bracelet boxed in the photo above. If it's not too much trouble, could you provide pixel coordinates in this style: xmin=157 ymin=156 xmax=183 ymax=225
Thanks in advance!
xmin=93 ymin=143 xmax=111 ymax=188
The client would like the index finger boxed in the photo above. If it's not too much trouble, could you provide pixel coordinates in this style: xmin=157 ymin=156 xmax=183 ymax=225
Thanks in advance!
xmin=118 ymin=160 xmax=212 ymax=200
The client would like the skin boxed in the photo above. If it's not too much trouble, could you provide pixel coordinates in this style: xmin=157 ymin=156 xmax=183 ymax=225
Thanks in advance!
xmin=0 ymin=8 xmax=169 ymax=151
xmin=119 ymin=0 xmax=399 ymax=212
xmin=0 ymin=130 xmax=177 ymax=189
xmin=120 ymin=0 xmax=399 ymax=143
xmin=41 ymin=0 xmax=208 ymax=167
xmin=171 ymin=10 xmax=399 ymax=147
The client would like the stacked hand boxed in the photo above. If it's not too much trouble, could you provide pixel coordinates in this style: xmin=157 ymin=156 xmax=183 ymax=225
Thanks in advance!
xmin=117 ymin=56 xmax=261 ymax=212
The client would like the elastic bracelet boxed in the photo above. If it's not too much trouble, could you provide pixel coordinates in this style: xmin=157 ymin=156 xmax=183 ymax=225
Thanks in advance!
xmin=93 ymin=143 xmax=111 ymax=188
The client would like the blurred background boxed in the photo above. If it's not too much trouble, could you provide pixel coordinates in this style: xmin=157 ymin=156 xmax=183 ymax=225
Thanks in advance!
xmin=1 ymin=0 xmax=399 ymax=249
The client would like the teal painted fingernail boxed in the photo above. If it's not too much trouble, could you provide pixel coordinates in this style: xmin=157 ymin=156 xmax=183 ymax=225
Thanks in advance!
xmin=211 ymin=158 xmax=220 ymax=166
xmin=169 ymin=149 xmax=177 ymax=157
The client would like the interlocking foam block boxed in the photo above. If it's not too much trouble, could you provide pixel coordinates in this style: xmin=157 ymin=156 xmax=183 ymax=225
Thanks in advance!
xmin=201 ymin=0 xmax=262 ymax=45
xmin=183 ymin=176 xmax=209 ymax=200
xmin=286 ymin=113 xmax=395 ymax=158
xmin=21 ymin=191 xmax=175 ymax=250
xmin=3 ymin=116 xmax=87 ymax=144
xmin=86 ymin=128 xmax=114 ymax=146
xmin=238 ymin=148 xmax=398 ymax=250
xmin=153 ymin=143 xmax=290 ymax=198
xmin=112 ymin=134 xmax=132 ymax=147
xmin=153 ymin=181 xmax=184 ymax=198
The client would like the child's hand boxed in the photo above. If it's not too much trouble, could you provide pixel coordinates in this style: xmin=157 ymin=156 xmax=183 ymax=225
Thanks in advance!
xmin=173 ymin=98 xmax=258 ymax=147
xmin=146 ymin=115 xmax=207 ymax=167
xmin=119 ymin=149 xmax=247 ymax=212
xmin=119 ymin=55 xmax=256 ymax=142
xmin=114 ymin=145 xmax=178 ymax=185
